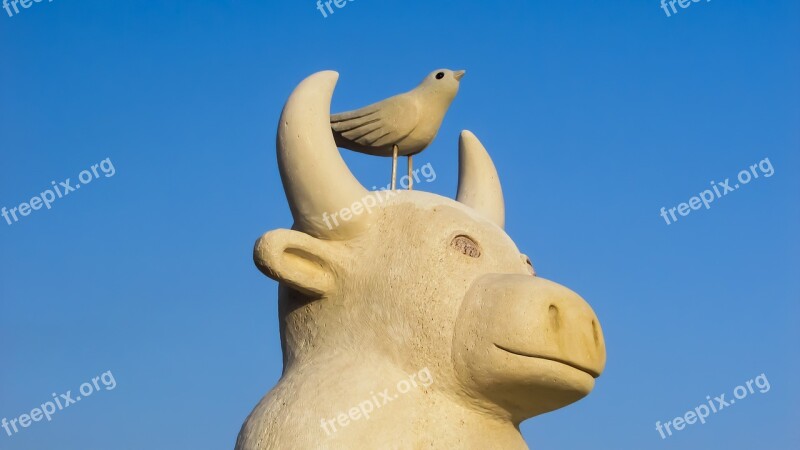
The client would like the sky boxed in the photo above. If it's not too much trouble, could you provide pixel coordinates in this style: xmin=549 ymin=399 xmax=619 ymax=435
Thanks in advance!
xmin=1 ymin=0 xmax=798 ymax=449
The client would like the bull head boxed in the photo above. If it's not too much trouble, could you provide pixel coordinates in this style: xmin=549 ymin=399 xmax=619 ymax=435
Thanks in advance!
xmin=239 ymin=71 xmax=606 ymax=449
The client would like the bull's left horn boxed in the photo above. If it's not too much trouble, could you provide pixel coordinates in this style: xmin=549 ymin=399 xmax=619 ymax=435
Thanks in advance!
xmin=277 ymin=71 xmax=370 ymax=239
xmin=456 ymin=130 xmax=505 ymax=229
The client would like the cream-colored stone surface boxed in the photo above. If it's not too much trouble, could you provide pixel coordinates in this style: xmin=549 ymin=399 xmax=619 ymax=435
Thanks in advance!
xmin=330 ymin=69 xmax=464 ymax=157
xmin=236 ymin=71 xmax=606 ymax=450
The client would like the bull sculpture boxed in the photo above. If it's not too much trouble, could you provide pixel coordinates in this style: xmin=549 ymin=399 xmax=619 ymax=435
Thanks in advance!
xmin=236 ymin=71 xmax=607 ymax=450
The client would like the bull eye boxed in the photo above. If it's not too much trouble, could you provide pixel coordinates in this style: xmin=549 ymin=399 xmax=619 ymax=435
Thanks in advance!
xmin=523 ymin=254 xmax=536 ymax=276
xmin=451 ymin=235 xmax=481 ymax=258
xmin=526 ymin=258 xmax=536 ymax=276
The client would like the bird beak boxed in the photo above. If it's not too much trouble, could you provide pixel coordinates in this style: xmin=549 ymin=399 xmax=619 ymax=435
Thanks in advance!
xmin=454 ymin=70 xmax=466 ymax=81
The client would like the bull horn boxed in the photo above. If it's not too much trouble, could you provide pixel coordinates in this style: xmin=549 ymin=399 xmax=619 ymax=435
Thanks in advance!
xmin=277 ymin=71 xmax=369 ymax=239
xmin=456 ymin=130 xmax=505 ymax=229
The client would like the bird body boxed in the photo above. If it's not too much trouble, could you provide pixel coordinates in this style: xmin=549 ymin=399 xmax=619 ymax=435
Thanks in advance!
xmin=331 ymin=69 xmax=465 ymax=157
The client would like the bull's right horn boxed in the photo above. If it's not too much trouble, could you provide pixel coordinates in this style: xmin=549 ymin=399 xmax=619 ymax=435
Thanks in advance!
xmin=277 ymin=71 xmax=370 ymax=239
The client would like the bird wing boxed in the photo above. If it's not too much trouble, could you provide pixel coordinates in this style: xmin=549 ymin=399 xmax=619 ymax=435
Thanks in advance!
xmin=331 ymin=94 xmax=418 ymax=148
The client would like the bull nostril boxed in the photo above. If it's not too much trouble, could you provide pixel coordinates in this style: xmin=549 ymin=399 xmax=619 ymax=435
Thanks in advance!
xmin=592 ymin=319 xmax=599 ymax=347
xmin=548 ymin=305 xmax=560 ymax=330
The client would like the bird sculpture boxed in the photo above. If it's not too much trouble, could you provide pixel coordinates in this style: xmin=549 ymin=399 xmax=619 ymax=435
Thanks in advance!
xmin=331 ymin=69 xmax=465 ymax=190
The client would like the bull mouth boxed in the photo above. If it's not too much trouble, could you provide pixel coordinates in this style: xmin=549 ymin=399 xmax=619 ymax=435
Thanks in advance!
xmin=495 ymin=344 xmax=600 ymax=378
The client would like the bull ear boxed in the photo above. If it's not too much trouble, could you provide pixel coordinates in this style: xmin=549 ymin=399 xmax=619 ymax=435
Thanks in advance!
xmin=253 ymin=229 xmax=336 ymax=297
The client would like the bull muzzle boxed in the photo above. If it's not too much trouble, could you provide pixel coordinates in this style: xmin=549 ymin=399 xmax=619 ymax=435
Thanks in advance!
xmin=452 ymin=273 xmax=606 ymax=420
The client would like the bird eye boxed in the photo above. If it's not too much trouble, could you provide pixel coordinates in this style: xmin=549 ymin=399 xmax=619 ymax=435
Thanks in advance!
xmin=451 ymin=235 xmax=481 ymax=258
xmin=435 ymin=72 xmax=445 ymax=80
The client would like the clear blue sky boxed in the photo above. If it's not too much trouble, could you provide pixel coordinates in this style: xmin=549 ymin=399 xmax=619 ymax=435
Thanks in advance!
xmin=1 ymin=0 xmax=798 ymax=449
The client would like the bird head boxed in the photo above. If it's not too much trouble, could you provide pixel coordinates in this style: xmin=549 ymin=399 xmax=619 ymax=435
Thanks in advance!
xmin=418 ymin=68 xmax=466 ymax=101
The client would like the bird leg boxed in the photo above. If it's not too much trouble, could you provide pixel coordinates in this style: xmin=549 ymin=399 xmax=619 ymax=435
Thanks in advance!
xmin=407 ymin=154 xmax=413 ymax=190
xmin=391 ymin=144 xmax=398 ymax=190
